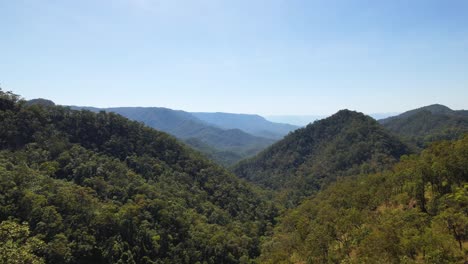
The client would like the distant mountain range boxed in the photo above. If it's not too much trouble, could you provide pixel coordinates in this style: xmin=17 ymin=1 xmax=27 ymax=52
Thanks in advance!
xmin=34 ymin=100 xmax=468 ymax=168
xmin=379 ymin=104 xmax=468 ymax=147
xmin=192 ymin=112 xmax=298 ymax=139
xmin=265 ymin=115 xmax=325 ymax=126
xmin=67 ymin=105 xmax=297 ymax=166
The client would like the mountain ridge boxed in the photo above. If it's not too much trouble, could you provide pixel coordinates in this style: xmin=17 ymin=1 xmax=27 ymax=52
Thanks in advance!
xmin=68 ymin=105 xmax=279 ymax=165
xmin=1 ymin=89 xmax=277 ymax=263
xmin=192 ymin=112 xmax=298 ymax=139
xmin=379 ymin=104 xmax=468 ymax=147
xmin=234 ymin=109 xmax=410 ymax=205
xmin=379 ymin=104 xmax=463 ymax=124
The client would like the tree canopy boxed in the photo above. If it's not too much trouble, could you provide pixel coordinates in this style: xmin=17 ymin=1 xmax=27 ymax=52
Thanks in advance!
xmin=260 ymin=135 xmax=468 ymax=263
xmin=1 ymin=89 xmax=466 ymax=263
xmin=234 ymin=110 xmax=410 ymax=206
xmin=0 ymin=89 xmax=276 ymax=263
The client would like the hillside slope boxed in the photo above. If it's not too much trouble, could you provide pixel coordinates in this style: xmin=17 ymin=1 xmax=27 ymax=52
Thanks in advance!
xmin=260 ymin=135 xmax=468 ymax=263
xmin=0 ymin=90 xmax=276 ymax=263
xmin=234 ymin=110 xmax=409 ymax=205
xmin=70 ymin=106 xmax=275 ymax=165
xmin=380 ymin=104 xmax=468 ymax=147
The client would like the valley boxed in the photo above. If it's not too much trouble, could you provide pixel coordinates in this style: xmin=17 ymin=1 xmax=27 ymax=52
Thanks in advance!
xmin=69 ymin=106 xmax=297 ymax=166
xmin=2 ymin=1 xmax=467 ymax=262
xmin=1 ymin=90 xmax=467 ymax=263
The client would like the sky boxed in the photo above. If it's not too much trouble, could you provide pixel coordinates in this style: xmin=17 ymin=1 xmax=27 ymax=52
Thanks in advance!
xmin=1 ymin=0 xmax=467 ymax=115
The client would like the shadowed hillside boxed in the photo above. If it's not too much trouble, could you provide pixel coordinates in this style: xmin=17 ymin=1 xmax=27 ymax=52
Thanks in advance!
xmin=380 ymin=104 xmax=468 ymax=147
xmin=260 ymin=135 xmax=468 ymax=263
xmin=69 ymin=106 xmax=276 ymax=166
xmin=234 ymin=110 xmax=410 ymax=206
xmin=0 ymin=90 xmax=277 ymax=263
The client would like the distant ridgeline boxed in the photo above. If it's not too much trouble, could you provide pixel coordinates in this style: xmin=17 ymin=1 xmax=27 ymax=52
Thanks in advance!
xmin=0 ymin=90 xmax=277 ymax=263
xmin=379 ymin=104 xmax=468 ymax=148
xmin=68 ymin=106 xmax=298 ymax=166
xmin=234 ymin=110 xmax=411 ymax=206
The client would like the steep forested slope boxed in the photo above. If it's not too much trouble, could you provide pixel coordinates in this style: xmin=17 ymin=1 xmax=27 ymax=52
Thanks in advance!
xmin=70 ymin=106 xmax=275 ymax=166
xmin=183 ymin=138 xmax=245 ymax=167
xmin=0 ymin=90 xmax=276 ymax=264
xmin=234 ymin=110 xmax=409 ymax=205
xmin=260 ymin=135 xmax=468 ymax=263
xmin=380 ymin=104 xmax=468 ymax=147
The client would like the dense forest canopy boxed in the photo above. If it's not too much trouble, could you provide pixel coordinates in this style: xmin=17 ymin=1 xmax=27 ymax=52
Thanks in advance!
xmin=0 ymin=89 xmax=277 ymax=263
xmin=234 ymin=110 xmax=410 ymax=206
xmin=69 ymin=106 xmax=278 ymax=166
xmin=1 ymin=89 xmax=466 ymax=263
xmin=380 ymin=104 xmax=468 ymax=148
xmin=260 ymin=135 xmax=468 ymax=263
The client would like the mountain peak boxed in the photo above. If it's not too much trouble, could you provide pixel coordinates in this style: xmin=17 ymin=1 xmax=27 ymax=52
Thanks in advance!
xmin=416 ymin=104 xmax=453 ymax=114
xmin=26 ymin=98 xmax=55 ymax=107
xmin=331 ymin=109 xmax=366 ymax=119
xmin=380 ymin=104 xmax=453 ymax=123
xmin=379 ymin=104 xmax=468 ymax=147
xmin=234 ymin=110 xmax=409 ymax=204
xmin=304 ymin=109 xmax=369 ymax=129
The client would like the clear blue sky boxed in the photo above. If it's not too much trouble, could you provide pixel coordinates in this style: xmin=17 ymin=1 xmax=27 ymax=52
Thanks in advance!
xmin=1 ymin=0 xmax=467 ymax=115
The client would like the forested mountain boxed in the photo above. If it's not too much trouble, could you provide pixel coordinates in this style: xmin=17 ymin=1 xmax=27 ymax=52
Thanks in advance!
xmin=260 ymin=135 xmax=468 ymax=263
xmin=380 ymin=104 xmax=468 ymax=147
xmin=265 ymin=113 xmax=399 ymax=126
xmin=0 ymin=90 xmax=277 ymax=263
xmin=191 ymin=112 xmax=298 ymax=139
xmin=6 ymin=90 xmax=467 ymax=263
xmin=69 ymin=106 xmax=276 ymax=166
xmin=26 ymin=98 xmax=56 ymax=107
xmin=234 ymin=110 xmax=410 ymax=205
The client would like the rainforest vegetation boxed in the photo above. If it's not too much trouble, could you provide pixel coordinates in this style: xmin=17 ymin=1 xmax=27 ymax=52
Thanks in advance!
xmin=1 ymin=89 xmax=466 ymax=263
xmin=0 ymin=90 xmax=276 ymax=263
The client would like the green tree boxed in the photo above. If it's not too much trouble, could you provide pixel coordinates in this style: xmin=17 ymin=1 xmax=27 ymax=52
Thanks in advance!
xmin=0 ymin=220 xmax=45 ymax=264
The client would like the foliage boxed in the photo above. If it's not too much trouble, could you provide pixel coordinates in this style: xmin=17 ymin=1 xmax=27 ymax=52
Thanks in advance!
xmin=183 ymin=137 xmax=245 ymax=167
xmin=0 ymin=89 xmax=277 ymax=263
xmin=260 ymin=135 xmax=468 ymax=263
xmin=234 ymin=110 xmax=410 ymax=206
xmin=380 ymin=104 xmax=468 ymax=148
xmin=71 ymin=106 xmax=276 ymax=166
xmin=3 ymin=89 xmax=467 ymax=263
xmin=0 ymin=220 xmax=46 ymax=264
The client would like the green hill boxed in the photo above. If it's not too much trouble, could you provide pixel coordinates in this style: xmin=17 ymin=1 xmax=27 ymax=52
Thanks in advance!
xmin=260 ymin=135 xmax=468 ymax=263
xmin=6 ymin=89 xmax=466 ymax=263
xmin=234 ymin=110 xmax=409 ymax=205
xmin=0 ymin=90 xmax=276 ymax=263
xmin=380 ymin=104 xmax=468 ymax=147
xmin=70 ymin=106 xmax=276 ymax=166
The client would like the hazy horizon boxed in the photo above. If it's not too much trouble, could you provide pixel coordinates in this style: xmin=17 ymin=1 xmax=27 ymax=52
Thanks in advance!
xmin=2 ymin=0 xmax=468 ymax=115
xmin=8 ymin=93 xmax=468 ymax=121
